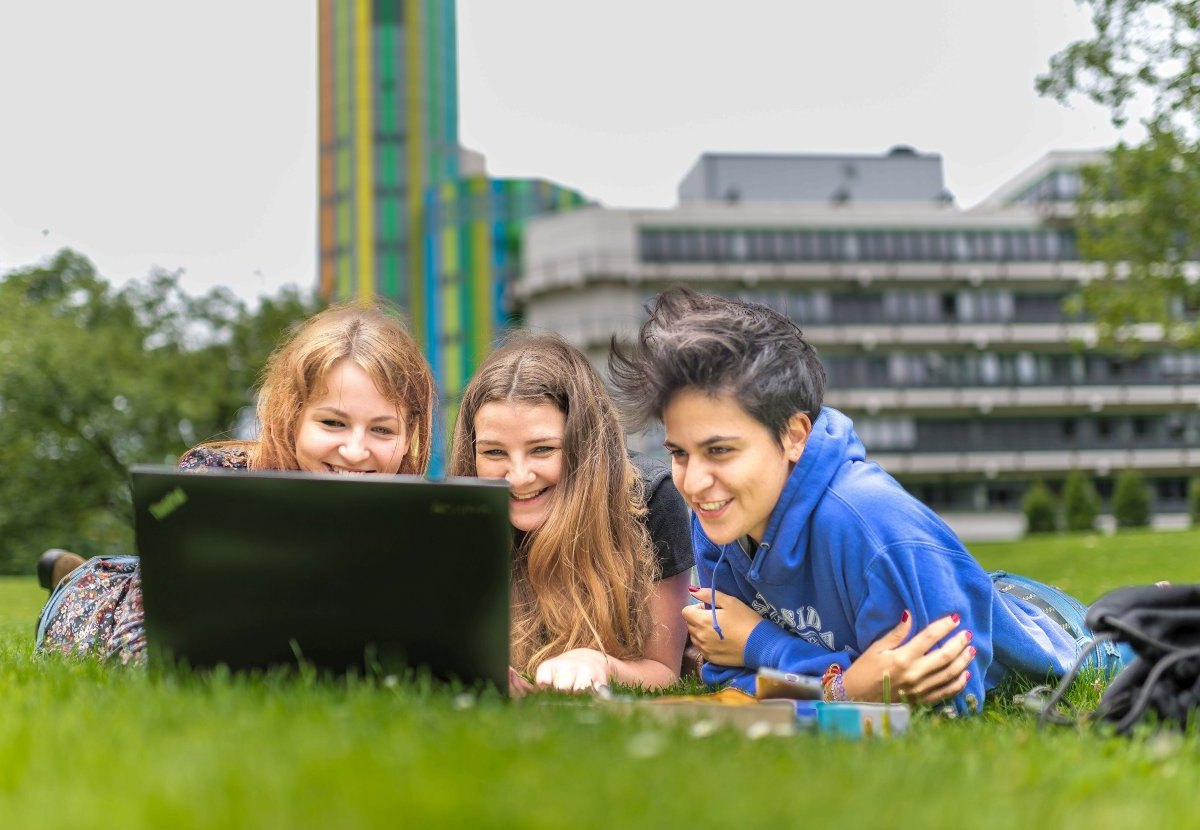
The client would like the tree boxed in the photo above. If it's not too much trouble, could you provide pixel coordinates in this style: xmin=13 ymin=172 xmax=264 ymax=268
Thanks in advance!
xmin=1062 ymin=469 xmax=1101 ymax=532
xmin=0 ymin=249 xmax=321 ymax=574
xmin=1112 ymin=468 xmax=1152 ymax=529
xmin=1065 ymin=125 xmax=1200 ymax=350
xmin=1038 ymin=1 xmax=1200 ymax=346
xmin=1037 ymin=1 xmax=1200 ymax=133
xmin=1022 ymin=480 xmax=1059 ymax=535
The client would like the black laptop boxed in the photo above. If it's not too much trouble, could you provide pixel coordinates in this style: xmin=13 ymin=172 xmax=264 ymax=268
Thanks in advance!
xmin=130 ymin=465 xmax=512 ymax=690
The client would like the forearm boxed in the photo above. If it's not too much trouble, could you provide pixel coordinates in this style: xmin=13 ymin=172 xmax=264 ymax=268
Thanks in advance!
xmin=697 ymin=626 xmax=853 ymax=694
xmin=615 ymin=570 xmax=689 ymax=688
xmin=605 ymin=656 xmax=679 ymax=690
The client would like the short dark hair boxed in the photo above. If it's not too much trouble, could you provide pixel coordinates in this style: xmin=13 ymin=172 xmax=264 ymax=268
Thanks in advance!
xmin=608 ymin=286 xmax=825 ymax=442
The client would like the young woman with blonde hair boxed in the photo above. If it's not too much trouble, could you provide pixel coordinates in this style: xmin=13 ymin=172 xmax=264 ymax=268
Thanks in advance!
xmin=449 ymin=332 xmax=692 ymax=693
xmin=37 ymin=303 xmax=435 ymax=663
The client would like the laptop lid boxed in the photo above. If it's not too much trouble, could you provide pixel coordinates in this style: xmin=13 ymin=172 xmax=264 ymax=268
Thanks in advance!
xmin=130 ymin=465 xmax=512 ymax=690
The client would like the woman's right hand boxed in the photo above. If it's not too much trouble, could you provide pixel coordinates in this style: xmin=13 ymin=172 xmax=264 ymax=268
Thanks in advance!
xmin=841 ymin=612 xmax=975 ymax=704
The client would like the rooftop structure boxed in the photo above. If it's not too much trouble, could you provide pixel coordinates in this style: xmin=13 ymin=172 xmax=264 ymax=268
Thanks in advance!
xmin=678 ymin=146 xmax=950 ymax=205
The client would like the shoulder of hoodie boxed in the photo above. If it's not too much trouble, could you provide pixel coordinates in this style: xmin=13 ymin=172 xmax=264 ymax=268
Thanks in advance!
xmin=812 ymin=457 xmax=971 ymax=566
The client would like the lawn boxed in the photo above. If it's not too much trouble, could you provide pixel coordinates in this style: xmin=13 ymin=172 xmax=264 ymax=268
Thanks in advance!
xmin=2 ymin=529 xmax=1199 ymax=829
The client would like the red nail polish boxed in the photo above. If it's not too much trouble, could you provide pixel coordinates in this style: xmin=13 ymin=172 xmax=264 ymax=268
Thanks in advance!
xmin=951 ymin=612 xmax=961 ymax=624
xmin=965 ymin=630 xmax=973 ymax=643
xmin=964 ymin=670 xmax=971 ymax=681
xmin=969 ymin=646 xmax=977 ymax=658
xmin=687 ymin=586 xmax=699 ymax=593
xmin=901 ymin=610 xmax=910 ymax=623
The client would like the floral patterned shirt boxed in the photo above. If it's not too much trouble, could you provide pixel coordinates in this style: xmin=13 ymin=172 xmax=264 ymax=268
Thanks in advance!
xmin=36 ymin=445 xmax=249 ymax=664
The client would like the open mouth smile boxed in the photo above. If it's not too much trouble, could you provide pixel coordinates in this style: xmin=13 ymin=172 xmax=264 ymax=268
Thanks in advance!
xmin=325 ymin=464 xmax=374 ymax=475
xmin=512 ymin=487 xmax=549 ymax=502
xmin=694 ymin=498 xmax=732 ymax=517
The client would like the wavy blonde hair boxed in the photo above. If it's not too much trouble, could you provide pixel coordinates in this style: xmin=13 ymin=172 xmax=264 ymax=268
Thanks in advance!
xmin=448 ymin=332 xmax=658 ymax=674
xmin=218 ymin=303 xmax=434 ymax=474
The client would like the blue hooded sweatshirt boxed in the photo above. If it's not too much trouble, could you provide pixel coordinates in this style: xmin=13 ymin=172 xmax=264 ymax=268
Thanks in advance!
xmin=696 ymin=407 xmax=1080 ymax=714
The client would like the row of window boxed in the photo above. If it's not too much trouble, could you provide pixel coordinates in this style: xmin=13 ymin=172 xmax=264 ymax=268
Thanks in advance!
xmin=728 ymin=287 xmax=1075 ymax=325
xmin=856 ymin=414 xmax=1200 ymax=452
xmin=824 ymin=351 xmax=1200 ymax=389
xmin=640 ymin=228 xmax=1080 ymax=264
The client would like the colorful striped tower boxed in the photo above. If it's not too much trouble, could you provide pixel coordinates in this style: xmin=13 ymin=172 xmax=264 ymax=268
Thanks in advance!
xmin=317 ymin=1 xmax=587 ymax=470
xmin=423 ymin=177 xmax=588 ymax=423
xmin=318 ymin=0 xmax=459 ymax=342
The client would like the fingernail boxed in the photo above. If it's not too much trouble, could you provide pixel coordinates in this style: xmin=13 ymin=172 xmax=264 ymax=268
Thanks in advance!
xmin=901 ymin=610 xmax=910 ymax=623
xmin=951 ymin=612 xmax=961 ymax=624
xmin=965 ymin=630 xmax=973 ymax=643
xmin=964 ymin=670 xmax=971 ymax=682
xmin=688 ymin=585 xmax=699 ymax=593
xmin=969 ymin=646 xmax=977 ymax=658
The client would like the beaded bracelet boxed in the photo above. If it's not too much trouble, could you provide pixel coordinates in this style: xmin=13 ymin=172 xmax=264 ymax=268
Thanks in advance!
xmin=821 ymin=664 xmax=847 ymax=702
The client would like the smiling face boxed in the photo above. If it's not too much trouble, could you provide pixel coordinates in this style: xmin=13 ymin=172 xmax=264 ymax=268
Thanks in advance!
xmin=662 ymin=388 xmax=810 ymax=545
xmin=294 ymin=358 xmax=410 ymax=475
xmin=473 ymin=401 xmax=566 ymax=533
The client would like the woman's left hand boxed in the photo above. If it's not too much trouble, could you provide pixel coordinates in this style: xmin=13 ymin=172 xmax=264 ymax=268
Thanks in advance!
xmin=681 ymin=588 xmax=763 ymax=667
xmin=509 ymin=666 xmax=535 ymax=697
xmin=534 ymin=648 xmax=612 ymax=693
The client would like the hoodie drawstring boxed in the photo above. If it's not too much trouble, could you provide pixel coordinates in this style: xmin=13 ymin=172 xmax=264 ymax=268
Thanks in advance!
xmin=710 ymin=546 xmax=729 ymax=640
xmin=710 ymin=540 xmax=770 ymax=640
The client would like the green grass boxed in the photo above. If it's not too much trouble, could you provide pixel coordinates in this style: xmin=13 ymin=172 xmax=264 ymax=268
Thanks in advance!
xmin=3 ymin=530 xmax=1200 ymax=828
xmin=971 ymin=526 xmax=1200 ymax=603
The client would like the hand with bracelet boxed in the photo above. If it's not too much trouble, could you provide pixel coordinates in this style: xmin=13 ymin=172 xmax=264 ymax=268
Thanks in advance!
xmin=839 ymin=611 xmax=974 ymax=704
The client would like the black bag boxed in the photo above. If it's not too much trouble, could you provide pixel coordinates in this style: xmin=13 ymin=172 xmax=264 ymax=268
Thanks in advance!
xmin=1086 ymin=584 xmax=1200 ymax=734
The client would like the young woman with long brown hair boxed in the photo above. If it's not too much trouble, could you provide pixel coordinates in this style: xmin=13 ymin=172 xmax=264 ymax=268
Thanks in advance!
xmin=36 ymin=303 xmax=435 ymax=663
xmin=448 ymin=332 xmax=692 ymax=693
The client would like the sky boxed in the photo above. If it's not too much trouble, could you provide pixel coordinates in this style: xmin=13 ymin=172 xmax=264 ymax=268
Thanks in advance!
xmin=0 ymin=1 xmax=1136 ymax=302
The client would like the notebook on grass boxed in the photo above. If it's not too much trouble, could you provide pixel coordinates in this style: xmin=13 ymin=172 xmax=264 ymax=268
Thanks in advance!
xmin=130 ymin=465 xmax=512 ymax=690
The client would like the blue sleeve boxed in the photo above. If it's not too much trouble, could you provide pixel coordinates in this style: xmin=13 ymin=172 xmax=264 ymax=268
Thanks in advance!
xmin=857 ymin=544 xmax=993 ymax=715
xmin=700 ymin=662 xmax=758 ymax=693
xmin=692 ymin=517 xmax=853 ymax=691
xmin=743 ymin=620 xmax=854 ymax=676
xmin=703 ymin=621 xmax=855 ymax=693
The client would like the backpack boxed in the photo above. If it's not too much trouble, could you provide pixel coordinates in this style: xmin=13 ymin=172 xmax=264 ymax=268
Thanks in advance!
xmin=1088 ymin=584 xmax=1200 ymax=734
xmin=1034 ymin=584 xmax=1200 ymax=734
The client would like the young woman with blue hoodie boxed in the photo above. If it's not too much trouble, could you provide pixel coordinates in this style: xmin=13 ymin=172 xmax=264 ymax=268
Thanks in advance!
xmin=609 ymin=287 xmax=1126 ymax=714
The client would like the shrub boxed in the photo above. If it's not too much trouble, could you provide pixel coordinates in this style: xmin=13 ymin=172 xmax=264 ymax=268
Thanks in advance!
xmin=1022 ymin=480 xmax=1058 ymax=535
xmin=1062 ymin=469 xmax=1100 ymax=532
xmin=1113 ymin=468 xmax=1152 ymax=529
xmin=1189 ymin=478 xmax=1200 ymax=527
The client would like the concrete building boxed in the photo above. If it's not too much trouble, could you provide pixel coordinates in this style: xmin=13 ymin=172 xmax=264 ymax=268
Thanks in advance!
xmin=518 ymin=148 xmax=1200 ymax=539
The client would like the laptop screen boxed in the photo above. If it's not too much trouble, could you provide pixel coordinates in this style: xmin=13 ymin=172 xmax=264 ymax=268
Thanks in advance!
xmin=131 ymin=466 xmax=512 ymax=690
